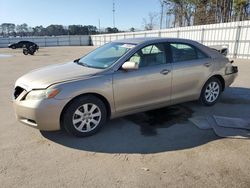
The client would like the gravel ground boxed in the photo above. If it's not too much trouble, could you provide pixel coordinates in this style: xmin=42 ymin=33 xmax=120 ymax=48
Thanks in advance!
xmin=0 ymin=46 xmax=250 ymax=188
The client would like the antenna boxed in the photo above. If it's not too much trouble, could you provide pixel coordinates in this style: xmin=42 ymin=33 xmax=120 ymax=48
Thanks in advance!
xmin=113 ymin=0 xmax=115 ymax=28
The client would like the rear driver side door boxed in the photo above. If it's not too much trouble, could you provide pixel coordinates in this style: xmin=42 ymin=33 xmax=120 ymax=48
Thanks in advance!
xmin=170 ymin=42 xmax=213 ymax=104
xmin=113 ymin=43 xmax=172 ymax=113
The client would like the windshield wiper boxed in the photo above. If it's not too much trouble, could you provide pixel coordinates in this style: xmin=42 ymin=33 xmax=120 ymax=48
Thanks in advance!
xmin=73 ymin=58 xmax=80 ymax=63
xmin=74 ymin=59 xmax=90 ymax=68
xmin=80 ymin=62 xmax=91 ymax=67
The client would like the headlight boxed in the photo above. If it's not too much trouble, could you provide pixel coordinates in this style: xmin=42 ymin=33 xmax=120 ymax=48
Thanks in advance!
xmin=25 ymin=88 xmax=60 ymax=100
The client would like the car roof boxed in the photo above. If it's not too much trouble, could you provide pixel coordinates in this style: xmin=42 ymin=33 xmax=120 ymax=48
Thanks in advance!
xmin=114 ymin=37 xmax=198 ymax=45
xmin=19 ymin=41 xmax=34 ymax=43
xmin=113 ymin=37 xmax=225 ymax=59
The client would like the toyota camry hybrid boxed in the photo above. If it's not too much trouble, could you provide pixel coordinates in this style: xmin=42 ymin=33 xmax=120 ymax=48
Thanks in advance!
xmin=13 ymin=38 xmax=238 ymax=137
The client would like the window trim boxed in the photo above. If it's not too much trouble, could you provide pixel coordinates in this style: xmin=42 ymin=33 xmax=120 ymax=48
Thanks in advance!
xmin=168 ymin=42 xmax=210 ymax=63
xmin=119 ymin=42 xmax=171 ymax=70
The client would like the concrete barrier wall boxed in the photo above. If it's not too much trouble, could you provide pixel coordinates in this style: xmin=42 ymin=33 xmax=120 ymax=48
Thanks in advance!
xmin=0 ymin=35 xmax=90 ymax=48
xmin=91 ymin=20 xmax=250 ymax=59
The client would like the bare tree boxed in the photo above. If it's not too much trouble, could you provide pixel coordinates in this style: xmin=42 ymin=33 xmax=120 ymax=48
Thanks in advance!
xmin=143 ymin=12 xmax=158 ymax=30
xmin=159 ymin=0 xmax=169 ymax=29
xmin=233 ymin=0 xmax=250 ymax=21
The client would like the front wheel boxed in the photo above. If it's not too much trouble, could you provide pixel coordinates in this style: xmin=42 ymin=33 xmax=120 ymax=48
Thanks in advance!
xmin=62 ymin=95 xmax=107 ymax=137
xmin=200 ymin=77 xmax=222 ymax=106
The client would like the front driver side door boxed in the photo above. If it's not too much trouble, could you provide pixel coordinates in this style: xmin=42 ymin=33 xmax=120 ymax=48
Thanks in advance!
xmin=113 ymin=43 xmax=172 ymax=114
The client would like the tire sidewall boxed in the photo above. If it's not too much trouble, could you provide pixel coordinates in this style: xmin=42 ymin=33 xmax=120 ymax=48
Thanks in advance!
xmin=200 ymin=77 xmax=222 ymax=106
xmin=23 ymin=49 xmax=29 ymax=55
xmin=62 ymin=95 xmax=107 ymax=137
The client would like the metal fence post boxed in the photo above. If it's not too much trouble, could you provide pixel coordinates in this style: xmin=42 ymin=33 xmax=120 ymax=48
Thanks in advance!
xmin=201 ymin=28 xmax=205 ymax=43
xmin=158 ymin=31 xmax=161 ymax=37
xmin=233 ymin=25 xmax=241 ymax=58
xmin=177 ymin=30 xmax=180 ymax=38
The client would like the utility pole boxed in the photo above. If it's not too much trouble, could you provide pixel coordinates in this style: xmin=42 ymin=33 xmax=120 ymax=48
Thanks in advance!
xmin=160 ymin=2 xmax=164 ymax=29
xmin=160 ymin=0 xmax=167 ymax=29
xmin=98 ymin=19 xmax=101 ymax=33
xmin=113 ymin=0 xmax=116 ymax=28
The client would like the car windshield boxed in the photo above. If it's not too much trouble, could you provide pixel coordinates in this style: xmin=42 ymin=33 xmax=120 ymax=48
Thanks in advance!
xmin=77 ymin=42 xmax=136 ymax=69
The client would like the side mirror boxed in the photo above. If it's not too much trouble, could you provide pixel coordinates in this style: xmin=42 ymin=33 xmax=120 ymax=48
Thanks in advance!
xmin=122 ymin=61 xmax=139 ymax=70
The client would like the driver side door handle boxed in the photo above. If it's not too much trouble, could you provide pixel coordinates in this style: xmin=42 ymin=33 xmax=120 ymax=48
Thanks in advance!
xmin=204 ymin=62 xmax=212 ymax=67
xmin=160 ymin=69 xmax=171 ymax=75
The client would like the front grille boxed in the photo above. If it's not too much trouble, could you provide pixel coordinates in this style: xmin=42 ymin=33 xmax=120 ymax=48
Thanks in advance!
xmin=14 ymin=86 xmax=25 ymax=99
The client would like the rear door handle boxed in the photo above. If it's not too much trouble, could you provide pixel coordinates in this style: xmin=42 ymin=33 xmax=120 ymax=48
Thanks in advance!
xmin=204 ymin=62 xmax=212 ymax=67
xmin=160 ymin=69 xmax=170 ymax=75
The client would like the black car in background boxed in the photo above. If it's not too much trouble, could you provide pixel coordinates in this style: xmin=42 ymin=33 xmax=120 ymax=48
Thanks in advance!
xmin=8 ymin=41 xmax=39 ymax=50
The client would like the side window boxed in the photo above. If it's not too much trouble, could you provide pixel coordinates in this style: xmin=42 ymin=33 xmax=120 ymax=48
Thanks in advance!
xmin=170 ymin=43 xmax=208 ymax=63
xmin=197 ymin=49 xmax=208 ymax=59
xmin=128 ymin=44 xmax=167 ymax=67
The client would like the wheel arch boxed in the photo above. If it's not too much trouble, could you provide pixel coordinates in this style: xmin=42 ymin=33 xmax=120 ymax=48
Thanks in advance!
xmin=60 ymin=93 xmax=112 ymax=129
xmin=209 ymin=74 xmax=225 ymax=91
xmin=199 ymin=74 xmax=225 ymax=106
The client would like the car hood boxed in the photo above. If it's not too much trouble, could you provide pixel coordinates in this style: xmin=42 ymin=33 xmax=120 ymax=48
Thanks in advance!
xmin=15 ymin=62 xmax=103 ymax=91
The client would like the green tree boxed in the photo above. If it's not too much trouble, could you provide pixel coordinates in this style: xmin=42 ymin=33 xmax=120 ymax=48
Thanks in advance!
xmin=130 ymin=27 xmax=135 ymax=32
xmin=16 ymin=23 xmax=28 ymax=36
xmin=46 ymin=25 xmax=66 ymax=36
xmin=105 ymin=27 xmax=119 ymax=33
xmin=1 ymin=23 xmax=15 ymax=36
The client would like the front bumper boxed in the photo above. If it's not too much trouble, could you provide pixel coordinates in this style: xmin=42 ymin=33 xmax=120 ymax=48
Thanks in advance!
xmin=13 ymin=98 xmax=69 ymax=131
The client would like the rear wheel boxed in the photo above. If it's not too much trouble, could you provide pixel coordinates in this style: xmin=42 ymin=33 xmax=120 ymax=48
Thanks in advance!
xmin=62 ymin=95 xmax=107 ymax=137
xmin=23 ymin=49 xmax=29 ymax=55
xmin=200 ymin=77 xmax=222 ymax=106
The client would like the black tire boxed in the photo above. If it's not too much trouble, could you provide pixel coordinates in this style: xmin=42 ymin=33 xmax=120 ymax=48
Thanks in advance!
xmin=62 ymin=95 xmax=107 ymax=137
xmin=199 ymin=77 xmax=222 ymax=106
xmin=23 ymin=49 xmax=29 ymax=55
xmin=11 ymin=46 xmax=16 ymax=49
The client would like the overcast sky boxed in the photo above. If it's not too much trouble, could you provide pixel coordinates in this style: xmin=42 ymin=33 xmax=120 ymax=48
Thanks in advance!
xmin=0 ymin=0 xmax=161 ymax=30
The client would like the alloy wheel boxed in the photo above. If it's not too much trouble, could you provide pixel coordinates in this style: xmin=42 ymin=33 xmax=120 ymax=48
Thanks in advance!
xmin=72 ymin=103 xmax=101 ymax=133
xmin=205 ymin=81 xmax=220 ymax=103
